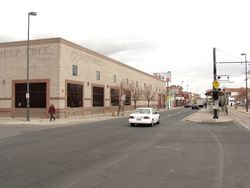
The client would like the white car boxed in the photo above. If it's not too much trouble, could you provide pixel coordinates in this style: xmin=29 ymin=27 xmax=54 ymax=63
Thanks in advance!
xmin=129 ymin=107 xmax=160 ymax=127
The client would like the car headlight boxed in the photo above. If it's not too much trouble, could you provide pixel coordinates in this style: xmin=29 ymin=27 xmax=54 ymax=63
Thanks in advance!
xmin=129 ymin=116 xmax=134 ymax=119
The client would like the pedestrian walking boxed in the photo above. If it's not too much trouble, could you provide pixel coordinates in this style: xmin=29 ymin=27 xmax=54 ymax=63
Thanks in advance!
xmin=48 ymin=104 xmax=56 ymax=121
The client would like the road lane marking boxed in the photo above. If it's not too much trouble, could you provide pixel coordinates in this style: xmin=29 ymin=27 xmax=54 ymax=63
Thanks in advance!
xmin=154 ymin=145 xmax=182 ymax=151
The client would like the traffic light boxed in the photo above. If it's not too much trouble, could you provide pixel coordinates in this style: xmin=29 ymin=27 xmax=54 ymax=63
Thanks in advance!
xmin=213 ymin=91 xmax=219 ymax=100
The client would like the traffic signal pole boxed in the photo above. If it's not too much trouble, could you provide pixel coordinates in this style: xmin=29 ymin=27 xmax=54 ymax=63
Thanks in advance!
xmin=213 ymin=48 xmax=219 ymax=119
xmin=213 ymin=48 xmax=217 ymax=81
xmin=217 ymin=57 xmax=249 ymax=112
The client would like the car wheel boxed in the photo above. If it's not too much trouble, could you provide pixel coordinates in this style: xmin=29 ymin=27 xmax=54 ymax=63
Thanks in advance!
xmin=150 ymin=119 xmax=154 ymax=127
xmin=157 ymin=118 xmax=160 ymax=124
xmin=130 ymin=123 xmax=134 ymax=127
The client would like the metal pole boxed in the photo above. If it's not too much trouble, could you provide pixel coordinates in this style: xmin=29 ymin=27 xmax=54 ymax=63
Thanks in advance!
xmin=246 ymin=57 xmax=248 ymax=112
xmin=26 ymin=12 xmax=37 ymax=121
xmin=213 ymin=48 xmax=218 ymax=119
xmin=26 ymin=13 xmax=30 ymax=121
xmin=242 ymin=54 xmax=248 ymax=112
xmin=213 ymin=48 xmax=217 ymax=81
xmin=167 ymin=81 xmax=169 ymax=109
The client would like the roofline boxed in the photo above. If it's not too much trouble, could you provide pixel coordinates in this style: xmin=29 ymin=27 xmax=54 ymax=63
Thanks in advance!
xmin=0 ymin=37 xmax=166 ymax=83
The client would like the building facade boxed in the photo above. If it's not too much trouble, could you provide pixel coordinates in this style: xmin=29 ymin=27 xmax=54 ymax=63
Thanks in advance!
xmin=0 ymin=38 xmax=166 ymax=118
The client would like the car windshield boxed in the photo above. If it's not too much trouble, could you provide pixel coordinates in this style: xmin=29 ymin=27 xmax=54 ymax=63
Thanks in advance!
xmin=134 ymin=109 xmax=150 ymax=114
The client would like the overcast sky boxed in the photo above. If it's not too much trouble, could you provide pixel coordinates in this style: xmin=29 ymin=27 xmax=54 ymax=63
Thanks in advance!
xmin=1 ymin=0 xmax=250 ymax=96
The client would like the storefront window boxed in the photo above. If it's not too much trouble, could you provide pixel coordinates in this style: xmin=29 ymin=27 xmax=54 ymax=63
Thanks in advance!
xmin=67 ymin=83 xmax=83 ymax=107
xmin=124 ymin=90 xmax=131 ymax=105
xmin=93 ymin=86 xmax=104 ymax=107
xmin=111 ymin=88 xmax=119 ymax=106
xmin=15 ymin=83 xmax=46 ymax=108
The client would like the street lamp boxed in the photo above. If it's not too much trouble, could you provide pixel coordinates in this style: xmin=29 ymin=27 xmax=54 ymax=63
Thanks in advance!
xmin=241 ymin=53 xmax=248 ymax=112
xmin=26 ymin=11 xmax=37 ymax=121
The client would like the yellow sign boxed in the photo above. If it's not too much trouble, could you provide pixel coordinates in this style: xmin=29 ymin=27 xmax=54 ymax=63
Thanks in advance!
xmin=213 ymin=80 xmax=220 ymax=89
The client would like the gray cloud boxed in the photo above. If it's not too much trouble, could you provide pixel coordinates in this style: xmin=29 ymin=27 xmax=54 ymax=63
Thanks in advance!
xmin=0 ymin=35 xmax=20 ymax=43
xmin=80 ymin=37 xmax=158 ymax=59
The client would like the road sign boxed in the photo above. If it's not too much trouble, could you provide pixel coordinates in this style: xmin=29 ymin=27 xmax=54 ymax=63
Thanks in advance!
xmin=213 ymin=80 xmax=220 ymax=89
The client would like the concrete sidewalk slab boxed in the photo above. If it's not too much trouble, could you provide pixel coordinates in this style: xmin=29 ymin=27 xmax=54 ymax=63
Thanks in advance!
xmin=228 ymin=108 xmax=250 ymax=130
xmin=0 ymin=113 xmax=128 ymax=127
xmin=183 ymin=109 xmax=233 ymax=123
xmin=0 ymin=108 xmax=178 ymax=127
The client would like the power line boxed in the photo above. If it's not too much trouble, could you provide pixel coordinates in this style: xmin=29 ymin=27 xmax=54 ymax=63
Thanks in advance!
xmin=216 ymin=48 xmax=243 ymax=61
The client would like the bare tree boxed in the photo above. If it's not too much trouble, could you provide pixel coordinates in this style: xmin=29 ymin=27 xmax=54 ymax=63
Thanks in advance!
xmin=129 ymin=80 xmax=142 ymax=109
xmin=144 ymin=84 xmax=155 ymax=107
xmin=234 ymin=88 xmax=246 ymax=102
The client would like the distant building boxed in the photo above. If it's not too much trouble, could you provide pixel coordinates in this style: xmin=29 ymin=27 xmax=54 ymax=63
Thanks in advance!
xmin=0 ymin=38 xmax=166 ymax=118
xmin=223 ymin=87 xmax=250 ymax=106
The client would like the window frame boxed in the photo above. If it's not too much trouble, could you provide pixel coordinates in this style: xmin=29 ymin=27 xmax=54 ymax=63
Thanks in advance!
xmin=111 ymin=88 xmax=119 ymax=106
xmin=124 ymin=90 xmax=131 ymax=105
xmin=96 ymin=71 xmax=100 ymax=80
xmin=92 ymin=86 xmax=104 ymax=107
xmin=67 ymin=83 xmax=83 ymax=107
xmin=72 ymin=65 xmax=78 ymax=76
xmin=15 ymin=82 xmax=46 ymax=108
xmin=113 ymin=75 xmax=116 ymax=84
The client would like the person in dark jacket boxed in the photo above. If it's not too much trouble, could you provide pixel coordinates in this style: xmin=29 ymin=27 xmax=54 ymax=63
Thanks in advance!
xmin=48 ymin=104 xmax=56 ymax=121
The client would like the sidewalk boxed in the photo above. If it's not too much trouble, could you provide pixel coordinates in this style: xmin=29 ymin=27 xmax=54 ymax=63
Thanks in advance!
xmin=0 ymin=112 xmax=130 ymax=127
xmin=0 ymin=108 xmax=181 ymax=127
xmin=228 ymin=106 xmax=250 ymax=130
xmin=231 ymin=106 xmax=250 ymax=115
xmin=0 ymin=107 xmax=248 ymax=127
xmin=183 ymin=108 xmax=233 ymax=123
xmin=184 ymin=106 xmax=250 ymax=131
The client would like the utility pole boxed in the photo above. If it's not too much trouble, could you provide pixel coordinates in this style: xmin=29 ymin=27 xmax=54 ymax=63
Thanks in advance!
xmin=166 ymin=80 xmax=169 ymax=109
xmin=213 ymin=48 xmax=217 ymax=81
xmin=213 ymin=48 xmax=219 ymax=119
xmin=216 ymin=53 xmax=249 ymax=112
xmin=241 ymin=53 xmax=248 ymax=112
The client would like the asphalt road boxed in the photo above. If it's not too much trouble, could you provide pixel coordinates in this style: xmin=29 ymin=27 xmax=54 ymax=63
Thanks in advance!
xmin=0 ymin=108 xmax=249 ymax=188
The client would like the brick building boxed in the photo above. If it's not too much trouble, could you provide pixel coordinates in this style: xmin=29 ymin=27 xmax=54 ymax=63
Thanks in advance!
xmin=0 ymin=38 xmax=166 ymax=118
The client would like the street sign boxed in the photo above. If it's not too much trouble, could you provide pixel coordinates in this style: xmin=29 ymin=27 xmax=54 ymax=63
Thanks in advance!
xmin=213 ymin=80 xmax=220 ymax=89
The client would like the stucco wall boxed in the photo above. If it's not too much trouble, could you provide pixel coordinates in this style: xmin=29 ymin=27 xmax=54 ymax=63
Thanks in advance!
xmin=60 ymin=39 xmax=166 ymax=111
xmin=0 ymin=39 xmax=60 ymax=117
xmin=0 ymin=38 xmax=166 ymax=118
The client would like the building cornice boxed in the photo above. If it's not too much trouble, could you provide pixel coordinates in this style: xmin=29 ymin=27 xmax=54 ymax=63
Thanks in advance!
xmin=0 ymin=37 xmax=165 ymax=83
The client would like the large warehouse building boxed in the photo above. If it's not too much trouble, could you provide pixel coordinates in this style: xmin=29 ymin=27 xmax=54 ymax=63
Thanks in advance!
xmin=0 ymin=38 xmax=166 ymax=118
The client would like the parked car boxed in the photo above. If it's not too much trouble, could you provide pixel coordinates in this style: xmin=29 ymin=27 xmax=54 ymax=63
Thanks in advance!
xmin=129 ymin=107 xmax=160 ymax=127
xmin=184 ymin=104 xmax=192 ymax=108
xmin=192 ymin=104 xmax=199 ymax=110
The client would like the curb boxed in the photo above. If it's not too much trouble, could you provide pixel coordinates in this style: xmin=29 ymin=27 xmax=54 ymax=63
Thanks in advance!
xmin=185 ymin=118 xmax=234 ymax=124
xmin=0 ymin=108 xmax=181 ymax=126
xmin=183 ymin=109 xmax=234 ymax=124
